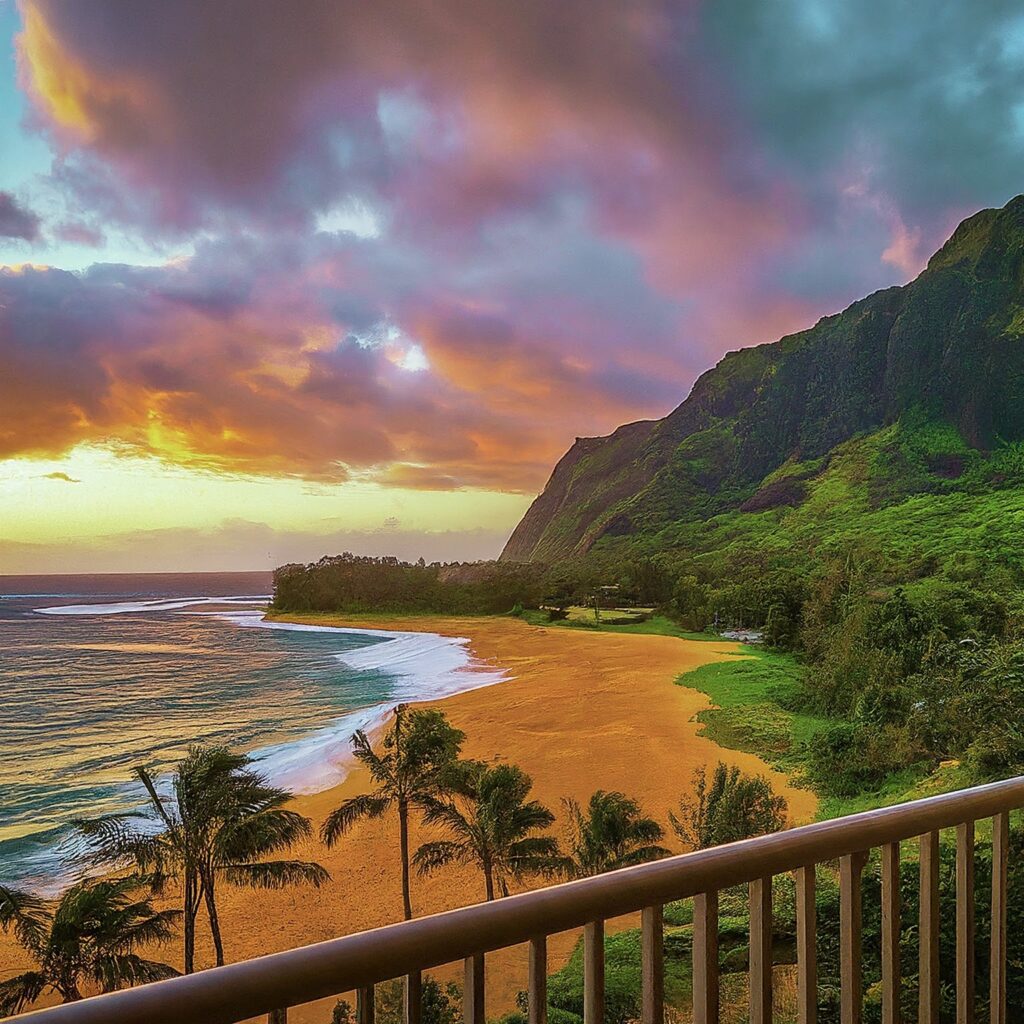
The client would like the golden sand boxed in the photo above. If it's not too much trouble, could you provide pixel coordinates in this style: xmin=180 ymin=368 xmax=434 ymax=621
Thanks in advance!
xmin=1 ymin=616 xmax=816 ymax=1022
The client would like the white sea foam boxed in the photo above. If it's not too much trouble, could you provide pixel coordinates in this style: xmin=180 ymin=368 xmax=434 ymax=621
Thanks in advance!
xmin=218 ymin=610 xmax=508 ymax=792
xmin=36 ymin=595 xmax=271 ymax=615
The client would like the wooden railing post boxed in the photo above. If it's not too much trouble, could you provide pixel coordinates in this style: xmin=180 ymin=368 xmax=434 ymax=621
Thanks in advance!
xmin=641 ymin=905 xmax=664 ymax=1024
xmin=880 ymin=842 xmax=901 ymax=1024
xmin=991 ymin=811 xmax=1009 ymax=1024
xmin=464 ymin=954 xmax=485 ymax=1024
xmin=795 ymin=866 xmax=816 ymax=1024
xmin=956 ymin=822 xmax=975 ymax=1024
xmin=405 ymin=972 xmax=422 ymax=1024
xmin=584 ymin=921 xmax=605 ymax=1024
xmin=529 ymin=935 xmax=547 ymax=1024
xmin=358 ymin=986 xmax=375 ymax=1024
xmin=840 ymin=852 xmax=867 ymax=1024
xmin=693 ymin=891 xmax=719 ymax=1024
xmin=749 ymin=876 xmax=773 ymax=1024
xmin=919 ymin=831 xmax=940 ymax=1024
xmin=268 ymin=1011 xmax=287 ymax=1024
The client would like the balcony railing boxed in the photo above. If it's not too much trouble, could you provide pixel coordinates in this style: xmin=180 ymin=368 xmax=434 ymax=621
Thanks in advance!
xmin=11 ymin=776 xmax=1024 ymax=1024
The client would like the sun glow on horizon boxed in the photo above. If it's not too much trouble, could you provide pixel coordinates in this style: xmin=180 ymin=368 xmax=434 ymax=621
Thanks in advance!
xmin=0 ymin=446 xmax=528 ymax=573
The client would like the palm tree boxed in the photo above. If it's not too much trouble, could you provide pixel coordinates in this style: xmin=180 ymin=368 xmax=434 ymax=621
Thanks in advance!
xmin=669 ymin=762 xmax=788 ymax=850
xmin=321 ymin=705 xmax=464 ymax=920
xmin=414 ymin=760 xmax=560 ymax=900
xmin=0 ymin=877 xmax=179 ymax=1015
xmin=560 ymin=790 xmax=670 ymax=878
xmin=77 ymin=744 xmax=328 ymax=973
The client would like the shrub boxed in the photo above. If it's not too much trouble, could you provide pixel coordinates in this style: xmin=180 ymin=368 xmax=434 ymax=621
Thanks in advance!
xmin=669 ymin=762 xmax=787 ymax=849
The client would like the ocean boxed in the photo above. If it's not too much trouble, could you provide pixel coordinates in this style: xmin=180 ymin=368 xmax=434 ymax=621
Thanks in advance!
xmin=0 ymin=572 xmax=504 ymax=891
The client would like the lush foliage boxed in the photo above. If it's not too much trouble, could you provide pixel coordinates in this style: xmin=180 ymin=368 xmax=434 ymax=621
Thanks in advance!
xmin=272 ymin=554 xmax=545 ymax=615
xmin=369 ymin=976 xmax=462 ymax=1024
xmin=0 ymin=877 xmax=179 ymax=1015
xmin=669 ymin=762 xmax=787 ymax=849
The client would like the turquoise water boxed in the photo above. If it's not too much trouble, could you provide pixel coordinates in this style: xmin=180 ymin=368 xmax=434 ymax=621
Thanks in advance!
xmin=0 ymin=573 xmax=498 ymax=890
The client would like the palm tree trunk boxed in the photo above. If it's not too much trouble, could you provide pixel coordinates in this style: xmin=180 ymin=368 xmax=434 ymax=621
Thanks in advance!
xmin=399 ymin=797 xmax=413 ymax=920
xmin=202 ymin=868 xmax=226 ymax=967
xmin=483 ymin=855 xmax=495 ymax=901
xmin=183 ymin=870 xmax=198 ymax=974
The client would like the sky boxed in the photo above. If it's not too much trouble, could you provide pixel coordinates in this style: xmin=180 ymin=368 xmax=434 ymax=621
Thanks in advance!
xmin=3 ymin=1 xmax=1024 ymax=573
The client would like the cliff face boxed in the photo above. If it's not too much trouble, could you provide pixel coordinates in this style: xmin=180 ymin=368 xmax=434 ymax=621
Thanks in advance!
xmin=501 ymin=196 xmax=1024 ymax=562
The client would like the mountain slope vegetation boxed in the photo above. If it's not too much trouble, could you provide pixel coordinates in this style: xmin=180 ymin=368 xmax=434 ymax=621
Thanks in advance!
xmin=502 ymin=195 xmax=1024 ymax=564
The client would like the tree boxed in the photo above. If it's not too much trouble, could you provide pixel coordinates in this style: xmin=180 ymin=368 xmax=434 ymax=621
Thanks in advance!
xmin=371 ymin=976 xmax=462 ymax=1024
xmin=0 ymin=877 xmax=179 ymax=1015
xmin=560 ymin=791 xmax=669 ymax=878
xmin=321 ymin=706 xmax=465 ymax=920
xmin=77 ymin=745 xmax=328 ymax=973
xmin=669 ymin=763 xmax=787 ymax=850
xmin=414 ymin=761 xmax=560 ymax=900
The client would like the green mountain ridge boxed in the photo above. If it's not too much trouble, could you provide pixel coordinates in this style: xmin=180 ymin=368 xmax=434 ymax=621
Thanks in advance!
xmin=501 ymin=195 xmax=1024 ymax=564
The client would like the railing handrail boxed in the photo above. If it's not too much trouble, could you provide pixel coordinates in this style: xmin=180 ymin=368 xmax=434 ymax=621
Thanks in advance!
xmin=12 ymin=774 xmax=1024 ymax=1024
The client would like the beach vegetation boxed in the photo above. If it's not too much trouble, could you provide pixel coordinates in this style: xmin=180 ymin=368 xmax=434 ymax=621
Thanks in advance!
xmin=321 ymin=705 xmax=465 ymax=920
xmin=414 ymin=760 xmax=560 ymax=900
xmin=0 ymin=877 xmax=179 ymax=1015
xmin=370 ymin=975 xmax=462 ymax=1024
xmin=272 ymin=554 xmax=544 ymax=616
xmin=669 ymin=763 xmax=787 ymax=850
xmin=558 ymin=790 xmax=669 ymax=878
xmin=76 ymin=745 xmax=328 ymax=974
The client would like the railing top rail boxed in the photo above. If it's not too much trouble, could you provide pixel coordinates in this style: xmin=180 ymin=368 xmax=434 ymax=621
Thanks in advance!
xmin=12 ymin=775 xmax=1024 ymax=1024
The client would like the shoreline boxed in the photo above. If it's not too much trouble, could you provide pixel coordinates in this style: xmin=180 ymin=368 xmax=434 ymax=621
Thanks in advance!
xmin=257 ymin=614 xmax=816 ymax=1021
xmin=0 ymin=612 xmax=817 ymax=1021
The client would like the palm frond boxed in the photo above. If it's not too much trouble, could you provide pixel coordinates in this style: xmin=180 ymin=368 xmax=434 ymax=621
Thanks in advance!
xmin=91 ymin=953 xmax=179 ymax=992
xmin=0 ymin=884 xmax=49 ymax=953
xmin=507 ymin=836 xmax=563 ymax=876
xmin=412 ymin=840 xmax=467 ymax=875
xmin=0 ymin=971 xmax=49 ymax=1017
xmin=73 ymin=814 xmax=173 ymax=874
xmin=218 ymin=807 xmax=314 ymax=860
xmin=416 ymin=795 xmax=473 ymax=837
xmin=134 ymin=766 xmax=178 ymax=831
xmin=107 ymin=907 xmax=183 ymax=950
xmin=222 ymin=860 xmax=330 ymax=889
xmin=321 ymin=793 xmax=392 ymax=846
xmin=351 ymin=729 xmax=391 ymax=781
xmin=616 ymin=844 xmax=671 ymax=867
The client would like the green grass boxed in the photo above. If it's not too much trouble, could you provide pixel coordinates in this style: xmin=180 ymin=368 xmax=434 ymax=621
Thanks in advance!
xmin=676 ymin=647 xmax=829 ymax=775
xmin=520 ymin=609 xmax=717 ymax=641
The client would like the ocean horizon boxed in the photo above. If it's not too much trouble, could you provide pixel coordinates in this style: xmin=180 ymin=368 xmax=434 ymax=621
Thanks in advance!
xmin=0 ymin=572 xmax=504 ymax=892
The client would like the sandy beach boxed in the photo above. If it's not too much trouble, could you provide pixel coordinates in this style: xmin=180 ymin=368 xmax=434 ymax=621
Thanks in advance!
xmin=1 ymin=615 xmax=816 ymax=1022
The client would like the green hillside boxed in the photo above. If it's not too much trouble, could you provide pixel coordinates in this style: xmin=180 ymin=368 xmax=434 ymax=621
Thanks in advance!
xmin=502 ymin=195 xmax=1024 ymax=564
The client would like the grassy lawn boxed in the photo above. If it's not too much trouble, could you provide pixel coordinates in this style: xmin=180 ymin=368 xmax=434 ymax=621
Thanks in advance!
xmin=672 ymin=646 xmax=831 ymax=783
xmin=520 ymin=609 xmax=717 ymax=642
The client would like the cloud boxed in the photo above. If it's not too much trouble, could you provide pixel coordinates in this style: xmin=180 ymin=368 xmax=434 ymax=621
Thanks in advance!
xmin=41 ymin=471 xmax=80 ymax=482
xmin=54 ymin=220 xmax=105 ymax=247
xmin=8 ymin=0 xmax=1024 ymax=513
xmin=0 ymin=191 xmax=40 ymax=240
xmin=0 ymin=222 xmax=687 ymax=490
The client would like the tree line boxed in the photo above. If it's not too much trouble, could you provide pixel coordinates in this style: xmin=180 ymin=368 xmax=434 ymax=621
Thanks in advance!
xmin=0 ymin=708 xmax=785 ymax=1017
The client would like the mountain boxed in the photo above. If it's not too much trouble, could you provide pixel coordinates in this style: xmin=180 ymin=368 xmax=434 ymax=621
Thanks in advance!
xmin=502 ymin=195 xmax=1024 ymax=564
